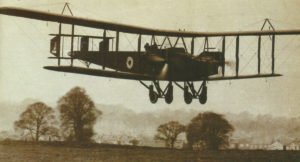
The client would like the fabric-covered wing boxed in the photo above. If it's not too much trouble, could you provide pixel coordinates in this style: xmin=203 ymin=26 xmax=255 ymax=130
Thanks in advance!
xmin=1 ymin=7 xmax=300 ymax=37
xmin=207 ymin=74 xmax=282 ymax=81
xmin=44 ymin=66 xmax=281 ymax=81
xmin=43 ymin=66 xmax=154 ymax=81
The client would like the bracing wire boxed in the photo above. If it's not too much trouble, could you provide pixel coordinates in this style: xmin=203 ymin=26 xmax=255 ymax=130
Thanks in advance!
xmin=123 ymin=34 xmax=138 ymax=51
xmin=10 ymin=19 xmax=45 ymax=55
xmin=277 ymin=36 xmax=299 ymax=69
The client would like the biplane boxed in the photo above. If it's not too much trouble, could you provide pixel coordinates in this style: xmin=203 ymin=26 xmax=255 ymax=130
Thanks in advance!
xmin=1 ymin=6 xmax=300 ymax=105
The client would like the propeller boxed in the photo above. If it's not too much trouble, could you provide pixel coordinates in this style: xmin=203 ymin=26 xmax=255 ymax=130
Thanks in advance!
xmin=158 ymin=63 xmax=169 ymax=79
xmin=224 ymin=60 xmax=235 ymax=70
xmin=219 ymin=60 xmax=236 ymax=76
xmin=158 ymin=52 xmax=170 ymax=80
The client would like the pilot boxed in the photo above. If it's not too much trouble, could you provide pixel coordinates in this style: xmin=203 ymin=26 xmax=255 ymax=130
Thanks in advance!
xmin=144 ymin=43 xmax=150 ymax=52
xmin=152 ymin=42 xmax=158 ymax=50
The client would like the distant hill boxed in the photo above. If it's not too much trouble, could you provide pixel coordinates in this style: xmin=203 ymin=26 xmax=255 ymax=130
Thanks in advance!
xmin=94 ymin=104 xmax=300 ymax=145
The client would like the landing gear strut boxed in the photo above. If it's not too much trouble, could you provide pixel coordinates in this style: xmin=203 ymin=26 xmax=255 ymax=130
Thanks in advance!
xmin=141 ymin=80 xmax=207 ymax=104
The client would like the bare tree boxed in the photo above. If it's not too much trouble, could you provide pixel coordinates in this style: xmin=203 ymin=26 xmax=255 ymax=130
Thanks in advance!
xmin=57 ymin=87 xmax=102 ymax=142
xmin=14 ymin=102 xmax=56 ymax=142
xmin=154 ymin=121 xmax=185 ymax=149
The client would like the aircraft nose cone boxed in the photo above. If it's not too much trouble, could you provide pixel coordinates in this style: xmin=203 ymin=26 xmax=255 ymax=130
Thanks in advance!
xmin=68 ymin=51 xmax=80 ymax=58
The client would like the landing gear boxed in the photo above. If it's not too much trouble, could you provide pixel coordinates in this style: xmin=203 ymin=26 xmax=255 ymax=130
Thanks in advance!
xmin=140 ymin=80 xmax=208 ymax=104
xmin=141 ymin=81 xmax=174 ymax=104
xmin=175 ymin=80 xmax=208 ymax=104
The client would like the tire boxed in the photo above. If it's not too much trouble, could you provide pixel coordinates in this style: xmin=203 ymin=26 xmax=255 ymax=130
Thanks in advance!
xmin=199 ymin=86 xmax=207 ymax=104
xmin=165 ymin=84 xmax=173 ymax=104
xmin=149 ymin=85 xmax=158 ymax=104
xmin=184 ymin=92 xmax=193 ymax=104
xmin=184 ymin=87 xmax=193 ymax=104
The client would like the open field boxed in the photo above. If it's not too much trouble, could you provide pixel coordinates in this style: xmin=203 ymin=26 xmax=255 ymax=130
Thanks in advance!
xmin=0 ymin=141 xmax=300 ymax=162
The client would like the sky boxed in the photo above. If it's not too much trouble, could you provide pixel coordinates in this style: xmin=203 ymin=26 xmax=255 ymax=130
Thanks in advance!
xmin=1 ymin=0 xmax=300 ymax=118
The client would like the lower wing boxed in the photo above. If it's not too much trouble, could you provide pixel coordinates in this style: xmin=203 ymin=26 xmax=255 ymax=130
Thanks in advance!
xmin=44 ymin=66 xmax=154 ymax=81
xmin=207 ymin=74 xmax=282 ymax=81
xmin=44 ymin=66 xmax=281 ymax=82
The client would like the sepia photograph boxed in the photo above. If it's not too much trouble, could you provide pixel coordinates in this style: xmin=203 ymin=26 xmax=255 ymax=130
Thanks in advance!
xmin=0 ymin=0 xmax=300 ymax=161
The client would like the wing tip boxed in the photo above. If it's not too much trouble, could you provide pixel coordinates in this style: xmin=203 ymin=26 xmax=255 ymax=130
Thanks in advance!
xmin=0 ymin=6 xmax=26 ymax=14
xmin=43 ymin=66 xmax=63 ymax=71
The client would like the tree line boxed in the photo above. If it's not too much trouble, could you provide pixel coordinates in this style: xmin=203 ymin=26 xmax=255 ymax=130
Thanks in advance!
xmin=14 ymin=87 xmax=101 ymax=143
xmin=14 ymin=86 xmax=234 ymax=150
xmin=154 ymin=112 xmax=234 ymax=150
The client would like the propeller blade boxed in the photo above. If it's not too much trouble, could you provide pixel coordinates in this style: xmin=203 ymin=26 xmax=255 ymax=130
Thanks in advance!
xmin=158 ymin=63 xmax=169 ymax=79
xmin=224 ymin=60 xmax=235 ymax=69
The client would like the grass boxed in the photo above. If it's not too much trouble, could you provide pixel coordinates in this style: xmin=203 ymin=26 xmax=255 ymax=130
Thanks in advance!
xmin=0 ymin=141 xmax=300 ymax=162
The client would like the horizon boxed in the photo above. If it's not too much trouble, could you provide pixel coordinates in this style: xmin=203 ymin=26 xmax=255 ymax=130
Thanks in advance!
xmin=1 ymin=0 xmax=300 ymax=148
xmin=1 ymin=0 xmax=300 ymax=116
xmin=1 ymin=98 xmax=300 ymax=146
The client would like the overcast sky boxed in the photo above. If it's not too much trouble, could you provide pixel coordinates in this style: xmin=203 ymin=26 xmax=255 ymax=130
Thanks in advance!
xmin=1 ymin=0 xmax=300 ymax=117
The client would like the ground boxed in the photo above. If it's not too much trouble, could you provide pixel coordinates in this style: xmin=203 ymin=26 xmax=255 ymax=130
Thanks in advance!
xmin=0 ymin=141 xmax=300 ymax=162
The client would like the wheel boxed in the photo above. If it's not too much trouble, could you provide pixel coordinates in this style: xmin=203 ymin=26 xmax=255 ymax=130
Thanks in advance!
xmin=199 ymin=86 xmax=207 ymax=104
xmin=150 ymin=92 xmax=158 ymax=104
xmin=184 ymin=92 xmax=193 ymax=104
xmin=149 ymin=85 xmax=158 ymax=104
xmin=165 ymin=84 xmax=173 ymax=104
xmin=184 ymin=87 xmax=193 ymax=104
xmin=199 ymin=94 xmax=207 ymax=104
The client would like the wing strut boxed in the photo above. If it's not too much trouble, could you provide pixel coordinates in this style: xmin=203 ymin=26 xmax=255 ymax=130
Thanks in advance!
xmin=58 ymin=3 xmax=73 ymax=66
xmin=115 ymin=31 xmax=119 ymax=52
xmin=260 ymin=18 xmax=276 ymax=75
xmin=174 ymin=37 xmax=180 ymax=47
xmin=191 ymin=37 xmax=195 ymax=55
xmin=257 ymin=36 xmax=261 ymax=74
xmin=222 ymin=36 xmax=226 ymax=76
xmin=58 ymin=23 xmax=62 ymax=66
xmin=261 ymin=18 xmax=275 ymax=31
xmin=70 ymin=24 xmax=75 ymax=66
xmin=181 ymin=37 xmax=188 ymax=52
xmin=235 ymin=36 xmax=240 ymax=76
xmin=102 ymin=30 xmax=106 ymax=70
xmin=138 ymin=34 xmax=142 ymax=72
xmin=61 ymin=3 xmax=73 ymax=16
xmin=271 ymin=35 xmax=275 ymax=74
xmin=204 ymin=37 xmax=209 ymax=51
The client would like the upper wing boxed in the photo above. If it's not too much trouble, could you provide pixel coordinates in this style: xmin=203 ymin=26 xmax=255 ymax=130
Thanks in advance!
xmin=44 ymin=66 xmax=154 ymax=81
xmin=1 ymin=7 xmax=300 ymax=37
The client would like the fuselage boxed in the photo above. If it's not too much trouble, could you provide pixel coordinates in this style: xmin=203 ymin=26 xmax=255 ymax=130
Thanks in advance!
xmin=71 ymin=47 xmax=223 ymax=81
